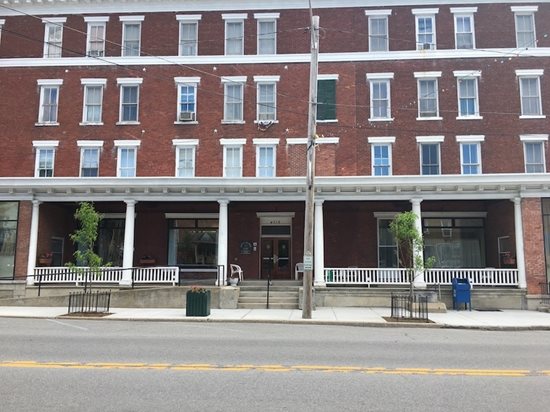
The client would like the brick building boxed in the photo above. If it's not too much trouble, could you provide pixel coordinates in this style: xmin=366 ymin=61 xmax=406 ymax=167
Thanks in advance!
xmin=0 ymin=0 xmax=549 ymax=307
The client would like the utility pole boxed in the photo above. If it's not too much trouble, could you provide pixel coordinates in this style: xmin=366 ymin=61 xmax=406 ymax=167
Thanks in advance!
xmin=302 ymin=14 xmax=319 ymax=319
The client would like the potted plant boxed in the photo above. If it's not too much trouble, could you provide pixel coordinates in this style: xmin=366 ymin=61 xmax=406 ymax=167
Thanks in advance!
xmin=186 ymin=286 xmax=211 ymax=317
xmin=38 ymin=252 xmax=53 ymax=266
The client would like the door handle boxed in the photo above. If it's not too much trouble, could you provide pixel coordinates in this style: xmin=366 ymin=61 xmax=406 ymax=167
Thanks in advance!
xmin=273 ymin=255 xmax=278 ymax=264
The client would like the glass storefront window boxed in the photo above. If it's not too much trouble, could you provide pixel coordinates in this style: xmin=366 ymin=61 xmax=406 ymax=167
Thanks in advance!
xmin=0 ymin=202 xmax=18 ymax=279
xmin=168 ymin=219 xmax=218 ymax=266
xmin=378 ymin=219 xmax=398 ymax=268
xmin=97 ymin=219 xmax=124 ymax=267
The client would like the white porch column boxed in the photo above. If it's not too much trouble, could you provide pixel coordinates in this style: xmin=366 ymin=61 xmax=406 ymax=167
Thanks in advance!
xmin=26 ymin=200 xmax=41 ymax=286
xmin=217 ymin=200 xmax=229 ymax=285
xmin=512 ymin=197 xmax=527 ymax=289
xmin=314 ymin=199 xmax=325 ymax=286
xmin=410 ymin=198 xmax=427 ymax=289
xmin=120 ymin=200 xmax=136 ymax=287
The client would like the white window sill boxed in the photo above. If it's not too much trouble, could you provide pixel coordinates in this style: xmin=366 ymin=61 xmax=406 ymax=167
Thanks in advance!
xmin=35 ymin=122 xmax=59 ymax=127
xmin=116 ymin=121 xmax=140 ymax=125
xmin=221 ymin=120 xmax=246 ymax=124
xmin=79 ymin=122 xmax=104 ymax=126
xmin=316 ymin=119 xmax=338 ymax=123
xmin=456 ymin=116 xmax=483 ymax=120
xmin=254 ymin=119 xmax=279 ymax=124
xmin=519 ymin=115 xmax=546 ymax=119
xmin=416 ymin=116 xmax=443 ymax=121
xmin=368 ymin=118 xmax=394 ymax=122
xmin=174 ymin=121 xmax=199 ymax=125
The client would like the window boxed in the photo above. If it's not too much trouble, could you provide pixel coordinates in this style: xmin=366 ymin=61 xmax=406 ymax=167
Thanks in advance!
xmin=77 ymin=141 xmax=102 ymax=177
xmin=0 ymin=202 xmax=19 ymax=280
xmin=254 ymin=139 xmax=279 ymax=177
xmin=221 ymin=139 xmax=245 ymax=177
xmin=33 ymin=141 xmax=58 ymax=177
xmin=222 ymin=76 xmax=246 ymax=123
xmin=43 ymin=18 xmax=66 ymax=58
xmin=413 ymin=9 xmax=438 ymax=50
xmin=120 ymin=16 xmax=143 ymax=57
xmin=377 ymin=218 xmax=398 ymax=268
xmin=365 ymin=10 xmax=391 ymax=52
xmin=255 ymin=14 xmax=279 ymax=55
xmin=367 ymin=73 xmax=393 ymax=121
xmin=175 ymin=77 xmax=200 ymax=123
xmin=81 ymin=79 xmax=106 ymax=124
xmin=177 ymin=15 xmax=201 ymax=56
xmin=117 ymin=78 xmax=142 ymax=123
xmin=451 ymin=8 xmax=476 ymax=49
xmin=317 ymin=76 xmax=338 ymax=121
xmin=37 ymin=79 xmax=62 ymax=125
xmin=368 ymin=137 xmax=394 ymax=176
xmin=173 ymin=139 xmax=198 ymax=177
xmin=417 ymin=136 xmax=443 ymax=175
xmin=516 ymin=70 xmax=544 ymax=117
xmin=85 ymin=17 xmax=108 ymax=57
xmin=115 ymin=140 xmax=140 ymax=177
xmin=521 ymin=135 xmax=547 ymax=173
xmin=454 ymin=71 xmax=481 ymax=119
xmin=512 ymin=6 xmax=537 ymax=48
xmin=254 ymin=76 xmax=279 ymax=122
xmin=168 ymin=218 xmax=218 ymax=267
xmin=415 ymin=72 xmax=441 ymax=119
xmin=223 ymin=14 xmax=247 ymax=55
xmin=0 ymin=20 xmax=5 ymax=46
xmin=457 ymin=136 xmax=484 ymax=175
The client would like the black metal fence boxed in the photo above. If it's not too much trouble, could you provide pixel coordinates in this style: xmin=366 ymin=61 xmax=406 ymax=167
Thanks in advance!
xmin=540 ymin=282 xmax=550 ymax=306
xmin=390 ymin=293 xmax=429 ymax=322
xmin=68 ymin=290 xmax=111 ymax=314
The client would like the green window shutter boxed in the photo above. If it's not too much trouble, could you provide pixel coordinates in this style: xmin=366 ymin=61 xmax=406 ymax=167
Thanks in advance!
xmin=317 ymin=79 xmax=336 ymax=120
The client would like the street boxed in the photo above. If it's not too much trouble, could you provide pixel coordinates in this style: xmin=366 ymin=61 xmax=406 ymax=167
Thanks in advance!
xmin=1 ymin=318 xmax=549 ymax=411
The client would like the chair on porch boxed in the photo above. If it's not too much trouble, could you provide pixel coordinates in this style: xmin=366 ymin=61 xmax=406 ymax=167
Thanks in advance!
xmin=230 ymin=264 xmax=244 ymax=283
xmin=295 ymin=262 xmax=304 ymax=280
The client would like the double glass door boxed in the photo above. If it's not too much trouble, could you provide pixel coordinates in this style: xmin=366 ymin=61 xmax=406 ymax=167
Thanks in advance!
xmin=260 ymin=238 xmax=291 ymax=279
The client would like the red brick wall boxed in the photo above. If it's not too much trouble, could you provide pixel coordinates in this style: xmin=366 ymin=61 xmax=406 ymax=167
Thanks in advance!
xmin=522 ymin=198 xmax=546 ymax=293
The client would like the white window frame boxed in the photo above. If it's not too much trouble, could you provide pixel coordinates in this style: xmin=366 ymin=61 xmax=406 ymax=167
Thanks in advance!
xmin=254 ymin=138 xmax=279 ymax=178
xmin=223 ymin=14 xmax=247 ymax=56
xmin=37 ymin=79 xmax=63 ymax=125
xmin=177 ymin=15 xmax=201 ymax=56
xmin=456 ymin=135 xmax=484 ymax=175
xmin=412 ymin=9 xmax=438 ymax=51
xmin=367 ymin=73 xmax=394 ymax=121
xmin=0 ymin=20 xmax=5 ymax=46
xmin=255 ymin=13 xmax=279 ymax=55
xmin=114 ymin=140 xmax=140 ymax=177
xmin=516 ymin=70 xmax=544 ymax=118
xmin=451 ymin=8 xmax=477 ymax=50
xmin=454 ymin=70 xmax=482 ymax=120
xmin=174 ymin=77 xmax=200 ymax=124
xmin=368 ymin=136 xmax=395 ymax=176
xmin=172 ymin=139 xmax=198 ymax=177
xmin=77 ymin=140 xmax=103 ymax=177
xmin=222 ymin=76 xmax=246 ymax=124
xmin=521 ymin=134 xmax=547 ymax=173
xmin=221 ymin=138 xmax=246 ymax=177
xmin=417 ymin=136 xmax=444 ymax=175
xmin=117 ymin=78 xmax=142 ymax=124
xmin=254 ymin=75 xmax=279 ymax=122
xmin=365 ymin=10 xmax=391 ymax=52
xmin=32 ymin=140 xmax=59 ymax=177
xmin=512 ymin=6 xmax=538 ymax=49
xmin=120 ymin=16 xmax=144 ymax=57
xmin=42 ymin=18 xmax=66 ymax=58
xmin=80 ymin=78 xmax=106 ymax=125
xmin=84 ymin=16 xmax=108 ymax=57
xmin=415 ymin=71 xmax=442 ymax=120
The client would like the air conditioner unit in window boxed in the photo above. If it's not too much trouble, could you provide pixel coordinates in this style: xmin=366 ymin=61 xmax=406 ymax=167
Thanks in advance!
xmin=420 ymin=43 xmax=433 ymax=50
xmin=179 ymin=112 xmax=195 ymax=122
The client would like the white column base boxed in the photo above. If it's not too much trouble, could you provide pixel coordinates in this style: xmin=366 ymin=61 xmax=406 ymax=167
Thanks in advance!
xmin=413 ymin=279 xmax=427 ymax=289
xmin=313 ymin=280 xmax=326 ymax=287
xmin=119 ymin=273 xmax=133 ymax=287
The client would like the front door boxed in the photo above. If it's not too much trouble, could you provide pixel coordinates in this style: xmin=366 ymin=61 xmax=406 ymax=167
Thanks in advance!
xmin=260 ymin=238 xmax=291 ymax=279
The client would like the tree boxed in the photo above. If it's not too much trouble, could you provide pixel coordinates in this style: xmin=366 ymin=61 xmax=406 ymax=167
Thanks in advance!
xmin=389 ymin=211 xmax=435 ymax=305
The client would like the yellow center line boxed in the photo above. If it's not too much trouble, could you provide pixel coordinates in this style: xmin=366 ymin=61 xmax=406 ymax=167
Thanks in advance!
xmin=0 ymin=361 xmax=546 ymax=377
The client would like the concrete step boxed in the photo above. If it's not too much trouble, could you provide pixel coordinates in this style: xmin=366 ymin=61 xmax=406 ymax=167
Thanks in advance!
xmin=240 ymin=280 xmax=302 ymax=287
xmin=237 ymin=302 xmax=299 ymax=309
xmin=239 ymin=296 xmax=298 ymax=304
xmin=239 ymin=287 xmax=300 ymax=293
xmin=239 ymin=291 xmax=299 ymax=298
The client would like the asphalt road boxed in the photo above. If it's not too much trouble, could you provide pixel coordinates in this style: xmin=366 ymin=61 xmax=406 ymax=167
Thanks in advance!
xmin=1 ymin=318 xmax=549 ymax=411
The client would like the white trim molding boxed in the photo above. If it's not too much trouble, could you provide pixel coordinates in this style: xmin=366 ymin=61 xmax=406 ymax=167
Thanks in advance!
xmin=456 ymin=135 xmax=485 ymax=142
xmin=318 ymin=74 xmax=339 ymax=81
xmin=116 ymin=77 xmax=143 ymax=85
xmin=32 ymin=140 xmax=59 ymax=148
xmin=515 ymin=69 xmax=544 ymax=76
xmin=364 ymin=9 xmax=392 ymax=16
xmin=511 ymin=6 xmax=538 ymax=13
xmin=37 ymin=79 xmax=63 ymax=86
xmin=411 ymin=8 xmax=439 ymax=15
xmin=172 ymin=139 xmax=199 ymax=146
xmin=254 ymin=13 xmax=280 ymax=19
xmin=519 ymin=134 xmax=549 ymax=142
xmin=221 ymin=76 xmax=247 ymax=83
xmin=253 ymin=138 xmax=280 ymax=145
xmin=416 ymin=135 xmax=445 ymax=143
xmin=414 ymin=71 xmax=442 ymax=78
xmin=80 ymin=78 xmax=107 ymax=85
xmin=222 ymin=13 xmax=248 ymax=20
xmin=368 ymin=136 xmax=396 ymax=144
xmin=176 ymin=14 xmax=202 ymax=21
xmin=366 ymin=72 xmax=395 ymax=80
xmin=450 ymin=7 xmax=478 ymax=14
xmin=114 ymin=140 xmax=141 ymax=147
xmin=119 ymin=15 xmax=145 ymax=22
xmin=253 ymin=75 xmax=280 ymax=82
xmin=453 ymin=70 xmax=481 ymax=77
xmin=84 ymin=16 xmax=109 ymax=23
xmin=77 ymin=140 xmax=104 ymax=147
xmin=220 ymin=138 xmax=246 ymax=146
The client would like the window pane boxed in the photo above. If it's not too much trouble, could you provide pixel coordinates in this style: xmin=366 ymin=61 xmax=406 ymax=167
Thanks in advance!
xmin=119 ymin=148 xmax=136 ymax=177
xmin=81 ymin=148 xmax=99 ymax=177
xmin=121 ymin=86 xmax=138 ymax=121
xmin=525 ymin=142 xmax=544 ymax=173
xmin=419 ymin=79 xmax=437 ymax=117
xmin=179 ymin=85 xmax=196 ymax=114
xmin=258 ymin=146 xmax=275 ymax=177
xmin=373 ymin=144 xmax=390 ymax=176
xmin=85 ymin=86 xmax=102 ymax=122
xmin=258 ymin=20 xmax=276 ymax=54
xmin=225 ymin=146 xmax=242 ymax=177
xmin=257 ymin=83 xmax=276 ymax=120
xmin=224 ymin=84 xmax=243 ymax=121
xmin=516 ymin=14 xmax=535 ymax=48
xmin=520 ymin=78 xmax=541 ymax=115
xmin=88 ymin=24 xmax=105 ymax=56
xmin=371 ymin=80 xmax=389 ymax=119
xmin=0 ymin=202 xmax=18 ymax=279
xmin=177 ymin=147 xmax=194 ymax=177
xmin=317 ymin=79 xmax=336 ymax=120
xmin=180 ymin=22 xmax=198 ymax=56
xmin=123 ymin=24 xmax=140 ymax=56
xmin=421 ymin=144 xmax=439 ymax=175
xmin=369 ymin=17 xmax=388 ymax=52
xmin=456 ymin=16 xmax=473 ymax=49
xmin=226 ymin=21 xmax=243 ymax=55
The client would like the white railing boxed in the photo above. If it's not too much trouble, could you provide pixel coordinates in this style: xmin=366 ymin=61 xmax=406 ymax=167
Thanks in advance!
xmin=33 ymin=266 xmax=179 ymax=286
xmin=324 ymin=267 xmax=519 ymax=287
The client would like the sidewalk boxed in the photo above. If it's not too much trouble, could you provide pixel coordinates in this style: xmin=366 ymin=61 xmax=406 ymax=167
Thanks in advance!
xmin=1 ymin=306 xmax=550 ymax=330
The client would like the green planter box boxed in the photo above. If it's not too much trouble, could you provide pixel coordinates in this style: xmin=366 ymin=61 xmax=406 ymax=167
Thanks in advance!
xmin=186 ymin=290 xmax=211 ymax=317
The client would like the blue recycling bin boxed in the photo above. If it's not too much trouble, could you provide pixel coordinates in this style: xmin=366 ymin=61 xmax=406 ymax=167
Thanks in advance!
xmin=452 ymin=277 xmax=471 ymax=311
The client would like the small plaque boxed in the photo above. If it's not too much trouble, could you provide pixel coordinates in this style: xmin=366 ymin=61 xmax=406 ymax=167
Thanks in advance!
xmin=303 ymin=255 xmax=313 ymax=270
xmin=239 ymin=241 xmax=252 ymax=255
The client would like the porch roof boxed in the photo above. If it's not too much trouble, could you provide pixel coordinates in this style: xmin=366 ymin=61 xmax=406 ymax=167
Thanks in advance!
xmin=0 ymin=174 xmax=548 ymax=202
